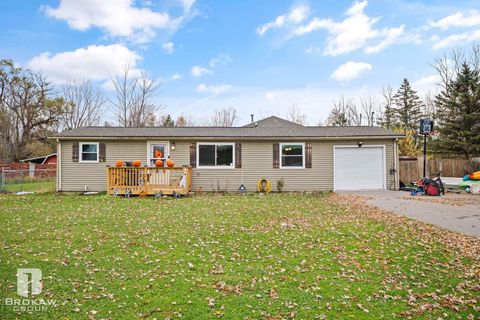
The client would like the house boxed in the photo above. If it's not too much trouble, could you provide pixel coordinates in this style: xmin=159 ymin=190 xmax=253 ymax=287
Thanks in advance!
xmin=51 ymin=116 xmax=403 ymax=193
xmin=20 ymin=153 xmax=57 ymax=165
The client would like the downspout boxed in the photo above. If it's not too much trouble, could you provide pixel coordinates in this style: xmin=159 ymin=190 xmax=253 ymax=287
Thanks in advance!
xmin=57 ymin=139 xmax=62 ymax=191
xmin=393 ymin=138 xmax=399 ymax=190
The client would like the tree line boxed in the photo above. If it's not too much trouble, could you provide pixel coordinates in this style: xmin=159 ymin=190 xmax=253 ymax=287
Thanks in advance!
xmin=1 ymin=45 xmax=479 ymax=161
xmin=0 ymin=61 xmax=240 ymax=161
xmin=323 ymin=46 xmax=480 ymax=158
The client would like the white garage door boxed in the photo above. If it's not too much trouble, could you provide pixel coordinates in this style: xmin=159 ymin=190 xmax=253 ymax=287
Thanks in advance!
xmin=334 ymin=146 xmax=385 ymax=190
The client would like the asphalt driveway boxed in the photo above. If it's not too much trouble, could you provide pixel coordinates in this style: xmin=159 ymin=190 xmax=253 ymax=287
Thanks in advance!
xmin=345 ymin=190 xmax=480 ymax=237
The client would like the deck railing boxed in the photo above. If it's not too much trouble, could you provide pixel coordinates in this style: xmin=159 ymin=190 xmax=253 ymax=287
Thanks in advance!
xmin=107 ymin=166 xmax=192 ymax=196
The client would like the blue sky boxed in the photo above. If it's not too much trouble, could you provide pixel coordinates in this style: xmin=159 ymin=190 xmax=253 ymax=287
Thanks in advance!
xmin=1 ymin=0 xmax=479 ymax=125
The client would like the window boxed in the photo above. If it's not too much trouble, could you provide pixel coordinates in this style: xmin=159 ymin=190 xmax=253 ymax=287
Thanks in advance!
xmin=280 ymin=143 xmax=304 ymax=168
xmin=80 ymin=142 xmax=99 ymax=162
xmin=197 ymin=143 xmax=234 ymax=168
xmin=147 ymin=142 xmax=169 ymax=166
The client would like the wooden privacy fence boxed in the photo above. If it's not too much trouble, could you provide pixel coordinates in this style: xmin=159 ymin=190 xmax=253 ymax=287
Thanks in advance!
xmin=399 ymin=157 xmax=480 ymax=183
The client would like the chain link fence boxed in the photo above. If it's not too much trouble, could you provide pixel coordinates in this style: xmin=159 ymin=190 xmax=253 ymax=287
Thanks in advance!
xmin=0 ymin=169 xmax=56 ymax=193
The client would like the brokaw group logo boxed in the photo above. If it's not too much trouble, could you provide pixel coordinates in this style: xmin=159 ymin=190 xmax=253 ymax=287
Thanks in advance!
xmin=2 ymin=268 xmax=57 ymax=313
xmin=17 ymin=268 xmax=42 ymax=297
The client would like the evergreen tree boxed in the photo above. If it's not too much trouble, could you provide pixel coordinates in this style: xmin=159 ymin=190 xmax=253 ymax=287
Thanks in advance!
xmin=392 ymin=79 xmax=424 ymax=132
xmin=161 ymin=114 xmax=175 ymax=127
xmin=434 ymin=63 xmax=480 ymax=158
xmin=381 ymin=105 xmax=396 ymax=129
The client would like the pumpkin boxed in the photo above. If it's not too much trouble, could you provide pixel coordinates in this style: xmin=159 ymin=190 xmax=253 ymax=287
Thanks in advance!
xmin=155 ymin=159 xmax=164 ymax=167
xmin=115 ymin=160 xmax=124 ymax=168
xmin=132 ymin=160 xmax=142 ymax=167
xmin=154 ymin=150 xmax=163 ymax=158
xmin=166 ymin=159 xmax=175 ymax=168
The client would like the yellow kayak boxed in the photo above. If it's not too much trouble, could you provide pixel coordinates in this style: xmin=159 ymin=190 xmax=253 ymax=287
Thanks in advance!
xmin=470 ymin=171 xmax=480 ymax=180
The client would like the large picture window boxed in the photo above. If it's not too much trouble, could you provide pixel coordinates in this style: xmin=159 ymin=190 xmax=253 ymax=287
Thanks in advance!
xmin=280 ymin=143 xmax=304 ymax=168
xmin=197 ymin=143 xmax=234 ymax=168
xmin=80 ymin=142 xmax=99 ymax=162
xmin=147 ymin=142 xmax=169 ymax=166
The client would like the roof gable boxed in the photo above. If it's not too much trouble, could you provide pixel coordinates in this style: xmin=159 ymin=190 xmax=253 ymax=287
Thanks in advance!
xmin=242 ymin=116 xmax=304 ymax=128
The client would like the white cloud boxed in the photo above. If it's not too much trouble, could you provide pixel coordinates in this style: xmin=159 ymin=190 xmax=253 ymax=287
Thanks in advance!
xmin=196 ymin=83 xmax=232 ymax=95
xmin=305 ymin=46 xmax=323 ymax=55
xmin=171 ymin=73 xmax=183 ymax=80
xmin=331 ymin=61 xmax=372 ymax=81
xmin=44 ymin=0 xmax=190 ymax=43
xmin=162 ymin=42 xmax=174 ymax=54
xmin=292 ymin=0 xmax=405 ymax=56
xmin=191 ymin=54 xmax=231 ymax=78
xmin=27 ymin=44 xmax=142 ymax=84
xmin=365 ymin=25 xmax=404 ymax=53
xmin=256 ymin=4 xmax=310 ymax=36
xmin=429 ymin=10 xmax=480 ymax=30
xmin=191 ymin=65 xmax=211 ymax=77
xmin=433 ymin=29 xmax=480 ymax=49
xmin=412 ymin=74 xmax=441 ymax=95
xmin=209 ymin=54 xmax=232 ymax=67
xmin=178 ymin=0 xmax=196 ymax=12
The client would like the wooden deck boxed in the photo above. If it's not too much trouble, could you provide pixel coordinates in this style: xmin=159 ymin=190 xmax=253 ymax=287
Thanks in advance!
xmin=107 ymin=166 xmax=192 ymax=196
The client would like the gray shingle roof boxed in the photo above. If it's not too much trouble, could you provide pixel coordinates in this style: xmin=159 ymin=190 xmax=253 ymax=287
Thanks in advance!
xmin=52 ymin=116 xmax=403 ymax=139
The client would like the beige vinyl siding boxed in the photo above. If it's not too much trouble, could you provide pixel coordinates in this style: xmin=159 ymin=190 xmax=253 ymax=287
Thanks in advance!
xmin=173 ymin=140 xmax=395 ymax=192
xmin=59 ymin=139 xmax=396 ymax=192
xmin=60 ymin=140 xmax=148 ymax=191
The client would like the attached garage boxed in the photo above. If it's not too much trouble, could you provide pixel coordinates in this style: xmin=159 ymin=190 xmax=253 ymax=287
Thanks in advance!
xmin=334 ymin=146 xmax=386 ymax=191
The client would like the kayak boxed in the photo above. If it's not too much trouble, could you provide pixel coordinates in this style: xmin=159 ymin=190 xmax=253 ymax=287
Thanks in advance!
xmin=470 ymin=171 xmax=480 ymax=180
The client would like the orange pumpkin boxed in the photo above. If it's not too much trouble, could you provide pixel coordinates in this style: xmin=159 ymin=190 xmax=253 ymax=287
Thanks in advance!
xmin=166 ymin=159 xmax=175 ymax=168
xmin=132 ymin=160 xmax=142 ymax=167
xmin=116 ymin=160 xmax=124 ymax=168
xmin=154 ymin=150 xmax=163 ymax=158
xmin=155 ymin=159 xmax=164 ymax=167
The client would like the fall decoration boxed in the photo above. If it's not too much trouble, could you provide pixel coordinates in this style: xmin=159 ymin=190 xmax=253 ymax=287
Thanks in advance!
xmin=115 ymin=160 xmax=124 ymax=168
xmin=154 ymin=150 xmax=163 ymax=158
xmin=166 ymin=159 xmax=175 ymax=168
xmin=132 ymin=160 xmax=142 ymax=167
xmin=155 ymin=159 xmax=164 ymax=168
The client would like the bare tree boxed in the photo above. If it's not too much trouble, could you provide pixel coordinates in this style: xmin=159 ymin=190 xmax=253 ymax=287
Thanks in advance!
xmin=378 ymin=85 xmax=395 ymax=128
xmin=111 ymin=63 xmax=163 ymax=127
xmin=59 ymin=81 xmax=106 ymax=130
xmin=325 ymin=96 xmax=360 ymax=126
xmin=286 ymin=104 xmax=307 ymax=125
xmin=424 ymin=92 xmax=437 ymax=121
xmin=0 ymin=59 xmax=64 ymax=161
xmin=360 ymin=95 xmax=376 ymax=126
xmin=175 ymin=114 xmax=195 ymax=126
xmin=432 ymin=44 xmax=480 ymax=92
xmin=204 ymin=107 xmax=238 ymax=126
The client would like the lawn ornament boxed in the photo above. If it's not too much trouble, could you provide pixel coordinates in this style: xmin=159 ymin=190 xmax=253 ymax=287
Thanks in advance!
xmin=179 ymin=167 xmax=188 ymax=189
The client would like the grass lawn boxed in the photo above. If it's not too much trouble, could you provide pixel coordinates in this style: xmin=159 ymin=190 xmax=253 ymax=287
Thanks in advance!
xmin=3 ymin=180 xmax=55 ymax=193
xmin=0 ymin=193 xmax=478 ymax=319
